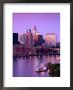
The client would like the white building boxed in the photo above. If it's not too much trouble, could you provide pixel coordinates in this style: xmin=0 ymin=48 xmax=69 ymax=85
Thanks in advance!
xmin=18 ymin=33 xmax=26 ymax=44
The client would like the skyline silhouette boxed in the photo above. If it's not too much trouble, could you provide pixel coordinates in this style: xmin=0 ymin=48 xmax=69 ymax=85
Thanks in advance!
xmin=13 ymin=13 xmax=60 ymax=42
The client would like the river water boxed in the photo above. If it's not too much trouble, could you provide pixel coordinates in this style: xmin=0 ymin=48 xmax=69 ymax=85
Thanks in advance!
xmin=13 ymin=55 xmax=60 ymax=77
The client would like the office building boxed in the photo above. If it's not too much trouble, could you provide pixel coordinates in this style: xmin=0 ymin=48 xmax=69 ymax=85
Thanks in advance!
xmin=19 ymin=33 xmax=26 ymax=44
xmin=13 ymin=33 xmax=19 ymax=45
xmin=38 ymin=35 xmax=44 ymax=46
xmin=23 ymin=29 xmax=33 ymax=54
xmin=45 ymin=33 xmax=56 ymax=46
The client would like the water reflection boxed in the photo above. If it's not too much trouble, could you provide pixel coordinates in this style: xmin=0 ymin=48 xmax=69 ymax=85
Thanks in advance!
xmin=13 ymin=55 xmax=60 ymax=77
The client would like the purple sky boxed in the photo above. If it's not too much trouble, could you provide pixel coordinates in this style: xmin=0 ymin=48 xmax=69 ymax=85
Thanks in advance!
xmin=13 ymin=13 xmax=60 ymax=42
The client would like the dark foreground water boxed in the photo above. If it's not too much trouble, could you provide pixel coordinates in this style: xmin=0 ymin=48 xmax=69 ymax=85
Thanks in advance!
xmin=13 ymin=55 xmax=60 ymax=77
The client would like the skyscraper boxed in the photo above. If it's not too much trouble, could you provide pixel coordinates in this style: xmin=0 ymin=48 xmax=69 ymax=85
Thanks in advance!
xmin=24 ymin=29 xmax=33 ymax=54
xmin=45 ymin=33 xmax=56 ymax=46
xmin=13 ymin=33 xmax=18 ymax=45
xmin=38 ymin=35 xmax=44 ymax=46
xmin=18 ymin=33 xmax=26 ymax=44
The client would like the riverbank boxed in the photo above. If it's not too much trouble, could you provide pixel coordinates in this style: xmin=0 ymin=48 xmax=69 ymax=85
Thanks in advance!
xmin=13 ymin=44 xmax=60 ymax=57
xmin=46 ymin=63 xmax=60 ymax=77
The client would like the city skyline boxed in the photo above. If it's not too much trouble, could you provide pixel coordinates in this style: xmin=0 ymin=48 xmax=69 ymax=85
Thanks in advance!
xmin=13 ymin=13 xmax=60 ymax=42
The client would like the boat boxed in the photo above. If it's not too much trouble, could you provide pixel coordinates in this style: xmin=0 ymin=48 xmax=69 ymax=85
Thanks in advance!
xmin=35 ymin=64 xmax=47 ymax=72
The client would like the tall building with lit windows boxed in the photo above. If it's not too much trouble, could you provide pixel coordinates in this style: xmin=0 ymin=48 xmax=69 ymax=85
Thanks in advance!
xmin=24 ymin=29 xmax=33 ymax=48
xmin=32 ymin=25 xmax=38 ymax=40
xmin=23 ymin=29 xmax=33 ymax=54
xmin=32 ymin=26 xmax=40 ymax=46
xmin=18 ymin=33 xmax=25 ymax=44
xmin=45 ymin=33 xmax=56 ymax=46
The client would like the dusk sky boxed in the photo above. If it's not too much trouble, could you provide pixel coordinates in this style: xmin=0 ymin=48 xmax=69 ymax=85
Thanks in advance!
xmin=13 ymin=13 xmax=60 ymax=42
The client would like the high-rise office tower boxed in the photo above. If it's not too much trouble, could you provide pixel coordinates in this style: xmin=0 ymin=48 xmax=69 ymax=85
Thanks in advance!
xmin=32 ymin=26 xmax=40 ymax=46
xmin=45 ymin=33 xmax=56 ymax=46
xmin=25 ymin=29 xmax=33 ymax=49
xmin=18 ymin=33 xmax=25 ymax=44
xmin=33 ymin=25 xmax=37 ymax=40
xmin=38 ymin=35 xmax=44 ymax=46
xmin=13 ymin=33 xmax=18 ymax=45
xmin=33 ymin=32 xmax=40 ymax=46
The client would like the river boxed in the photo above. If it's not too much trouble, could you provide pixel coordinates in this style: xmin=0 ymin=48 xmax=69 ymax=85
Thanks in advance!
xmin=13 ymin=55 xmax=60 ymax=77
